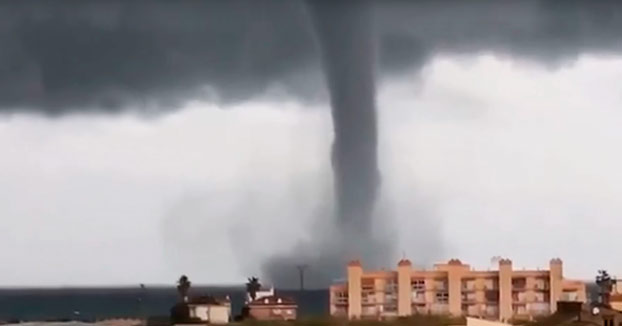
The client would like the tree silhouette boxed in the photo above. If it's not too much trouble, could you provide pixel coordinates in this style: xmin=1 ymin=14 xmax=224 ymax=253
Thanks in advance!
xmin=177 ymin=275 xmax=191 ymax=302
xmin=246 ymin=277 xmax=261 ymax=301
xmin=596 ymin=270 xmax=617 ymax=306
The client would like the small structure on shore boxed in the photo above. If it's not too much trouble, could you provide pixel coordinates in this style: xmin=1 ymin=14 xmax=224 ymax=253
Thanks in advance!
xmin=187 ymin=296 xmax=231 ymax=324
xmin=248 ymin=295 xmax=297 ymax=321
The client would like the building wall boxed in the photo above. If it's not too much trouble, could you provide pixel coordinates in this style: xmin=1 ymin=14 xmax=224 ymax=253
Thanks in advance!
xmin=398 ymin=261 xmax=412 ymax=316
xmin=249 ymin=306 xmax=297 ymax=321
xmin=498 ymin=259 xmax=512 ymax=321
xmin=549 ymin=259 xmax=563 ymax=313
xmin=208 ymin=306 xmax=230 ymax=324
xmin=330 ymin=284 xmax=348 ymax=316
xmin=188 ymin=304 xmax=230 ymax=324
xmin=331 ymin=258 xmax=585 ymax=321
xmin=189 ymin=305 xmax=208 ymax=321
xmin=347 ymin=261 xmax=363 ymax=319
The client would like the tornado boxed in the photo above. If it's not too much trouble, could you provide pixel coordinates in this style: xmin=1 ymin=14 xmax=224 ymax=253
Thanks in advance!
xmin=307 ymin=0 xmax=381 ymax=259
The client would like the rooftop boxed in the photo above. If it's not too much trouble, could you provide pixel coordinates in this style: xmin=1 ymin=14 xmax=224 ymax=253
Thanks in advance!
xmin=187 ymin=295 xmax=230 ymax=306
xmin=249 ymin=295 xmax=297 ymax=307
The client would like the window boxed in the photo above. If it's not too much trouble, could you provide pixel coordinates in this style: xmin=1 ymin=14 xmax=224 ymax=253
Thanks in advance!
xmin=412 ymin=279 xmax=425 ymax=290
xmin=435 ymin=279 xmax=448 ymax=291
xmin=362 ymin=293 xmax=375 ymax=303
xmin=362 ymin=306 xmax=377 ymax=315
xmin=461 ymin=292 xmax=476 ymax=301
xmin=485 ymin=290 xmax=499 ymax=302
xmin=383 ymin=304 xmax=397 ymax=312
xmin=513 ymin=292 xmax=528 ymax=302
xmin=362 ymin=278 xmax=375 ymax=292
xmin=436 ymin=292 xmax=449 ymax=303
xmin=385 ymin=279 xmax=398 ymax=293
xmin=534 ymin=278 xmax=549 ymax=290
xmin=484 ymin=278 xmax=499 ymax=290
xmin=462 ymin=279 xmax=475 ymax=290
xmin=512 ymin=278 xmax=526 ymax=290
xmin=412 ymin=291 xmax=425 ymax=303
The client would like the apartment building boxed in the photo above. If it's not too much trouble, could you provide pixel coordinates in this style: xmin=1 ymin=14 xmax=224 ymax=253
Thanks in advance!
xmin=329 ymin=258 xmax=586 ymax=321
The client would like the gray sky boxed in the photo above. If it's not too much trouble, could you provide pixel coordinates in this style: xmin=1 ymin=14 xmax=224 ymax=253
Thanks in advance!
xmin=2 ymin=53 xmax=622 ymax=286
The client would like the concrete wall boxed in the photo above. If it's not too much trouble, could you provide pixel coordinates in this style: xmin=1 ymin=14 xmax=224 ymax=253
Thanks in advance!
xmin=397 ymin=260 xmax=412 ymax=316
xmin=549 ymin=259 xmax=563 ymax=313
xmin=347 ymin=261 xmax=363 ymax=319
xmin=498 ymin=259 xmax=513 ymax=321
xmin=208 ymin=305 xmax=230 ymax=324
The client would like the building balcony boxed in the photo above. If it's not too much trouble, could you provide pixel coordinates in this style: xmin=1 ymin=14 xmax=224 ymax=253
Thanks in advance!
xmin=412 ymin=297 xmax=426 ymax=304
xmin=430 ymin=304 xmax=450 ymax=314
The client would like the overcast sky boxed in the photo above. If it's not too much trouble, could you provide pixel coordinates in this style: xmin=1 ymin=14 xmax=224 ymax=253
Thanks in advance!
xmin=2 ymin=53 xmax=622 ymax=286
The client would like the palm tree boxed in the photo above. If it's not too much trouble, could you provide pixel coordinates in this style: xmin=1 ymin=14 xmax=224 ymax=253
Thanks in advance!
xmin=246 ymin=277 xmax=261 ymax=301
xmin=596 ymin=270 xmax=616 ymax=306
xmin=177 ymin=275 xmax=191 ymax=302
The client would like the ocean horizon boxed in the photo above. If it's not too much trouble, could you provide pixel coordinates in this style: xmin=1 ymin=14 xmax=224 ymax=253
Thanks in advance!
xmin=0 ymin=286 xmax=328 ymax=322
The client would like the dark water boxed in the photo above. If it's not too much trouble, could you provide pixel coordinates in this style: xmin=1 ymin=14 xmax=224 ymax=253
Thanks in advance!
xmin=0 ymin=287 xmax=328 ymax=321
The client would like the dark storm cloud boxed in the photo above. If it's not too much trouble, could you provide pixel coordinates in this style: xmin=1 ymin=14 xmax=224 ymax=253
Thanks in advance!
xmin=375 ymin=0 xmax=622 ymax=65
xmin=2 ymin=1 xmax=622 ymax=114
xmin=0 ymin=0 xmax=319 ymax=113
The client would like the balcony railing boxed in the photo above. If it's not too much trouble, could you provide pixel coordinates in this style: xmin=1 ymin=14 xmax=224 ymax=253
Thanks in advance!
xmin=412 ymin=296 xmax=426 ymax=303
xmin=533 ymin=284 xmax=550 ymax=290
